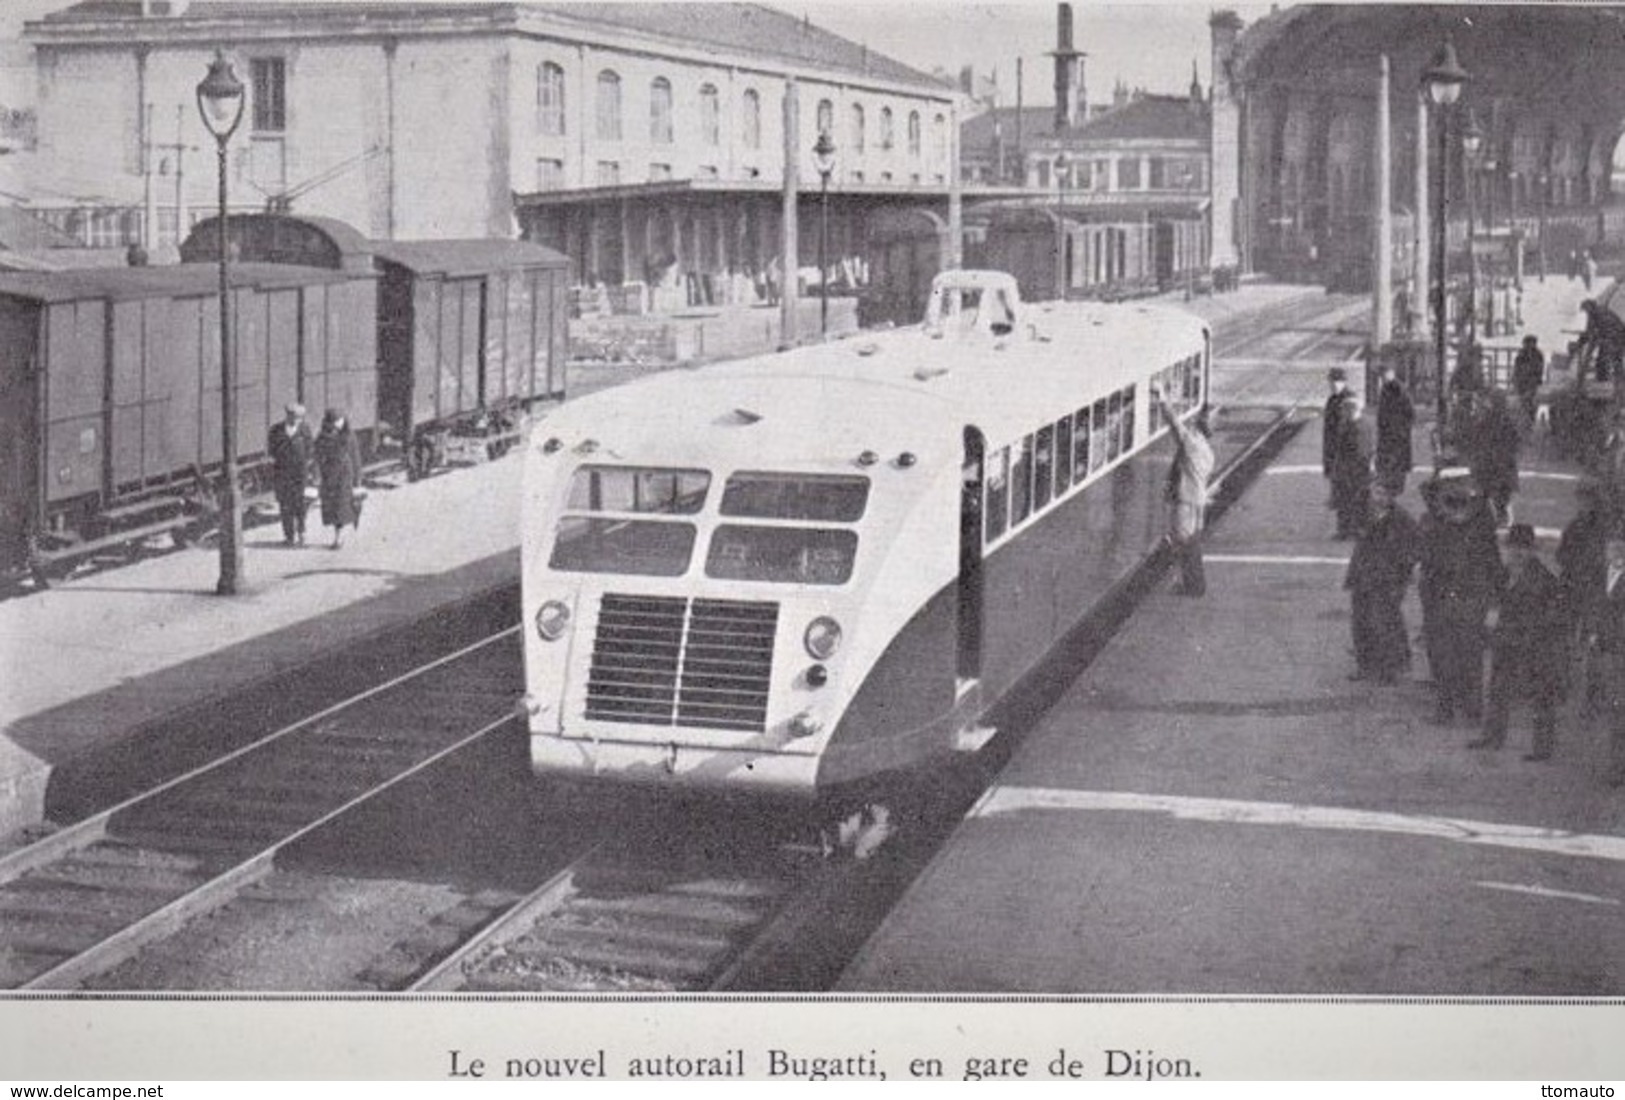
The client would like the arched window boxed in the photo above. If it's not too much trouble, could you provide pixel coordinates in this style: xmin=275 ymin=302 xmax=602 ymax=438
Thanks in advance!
xmin=537 ymin=62 xmax=566 ymax=136
xmin=816 ymin=98 xmax=834 ymax=137
xmin=742 ymin=88 xmax=761 ymax=150
xmin=850 ymin=103 xmax=865 ymax=154
xmin=932 ymin=113 xmax=947 ymax=164
xmin=596 ymin=70 xmax=622 ymax=141
xmin=700 ymin=83 xmax=720 ymax=146
xmin=880 ymin=106 xmax=894 ymax=150
xmin=650 ymin=77 xmax=673 ymax=144
xmin=907 ymin=111 xmax=921 ymax=158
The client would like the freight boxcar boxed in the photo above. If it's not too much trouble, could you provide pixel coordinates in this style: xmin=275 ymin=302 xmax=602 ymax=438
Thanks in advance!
xmin=0 ymin=262 xmax=376 ymax=576
xmin=183 ymin=215 xmax=569 ymax=477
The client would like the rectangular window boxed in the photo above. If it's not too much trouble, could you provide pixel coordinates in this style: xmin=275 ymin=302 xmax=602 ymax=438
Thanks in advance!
xmin=1106 ymin=393 xmax=1123 ymax=462
xmin=1117 ymin=158 xmax=1141 ymax=190
xmin=721 ymin=472 xmax=869 ymax=521
xmin=251 ymin=58 xmax=286 ymax=132
xmin=550 ymin=517 xmax=695 ymax=577
xmin=1090 ymin=400 xmax=1108 ymax=472
xmin=1148 ymin=157 xmax=1165 ymax=189
xmin=1121 ymin=385 xmax=1136 ymax=453
xmin=705 ymin=526 xmax=857 ymax=585
xmin=984 ymin=446 xmax=1009 ymax=543
xmin=1072 ymin=408 xmax=1091 ymax=482
xmin=1010 ymin=434 xmax=1033 ymax=527
xmin=565 ymin=465 xmax=709 ymax=514
xmin=535 ymin=158 xmax=565 ymax=192
xmin=596 ymin=161 xmax=620 ymax=187
xmin=1055 ymin=415 xmax=1073 ymax=496
xmin=1033 ymin=424 xmax=1055 ymax=512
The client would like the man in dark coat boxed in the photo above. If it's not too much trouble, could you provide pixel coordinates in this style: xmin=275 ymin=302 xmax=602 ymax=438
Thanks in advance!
xmin=315 ymin=408 xmax=362 ymax=549
xmin=1344 ymin=483 xmax=1419 ymax=683
xmin=1466 ymin=391 xmax=1520 ymax=525
xmin=267 ymin=402 xmax=314 ymax=545
xmin=1558 ymin=477 xmax=1611 ymax=710
xmin=1327 ymin=394 xmax=1372 ymax=539
xmin=1418 ymin=471 xmax=1504 ymax=724
xmin=1470 ymin=525 xmax=1568 ymax=760
xmin=1588 ymin=534 xmax=1625 ymax=786
xmin=1577 ymin=299 xmax=1625 ymax=383
xmin=1511 ymin=336 xmax=1545 ymax=426
xmin=1374 ymin=364 xmax=1414 ymax=494
xmin=1322 ymin=367 xmax=1354 ymax=491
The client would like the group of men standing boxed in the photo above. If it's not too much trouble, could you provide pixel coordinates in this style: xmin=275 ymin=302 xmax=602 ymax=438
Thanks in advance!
xmin=1328 ymin=366 xmax=1625 ymax=787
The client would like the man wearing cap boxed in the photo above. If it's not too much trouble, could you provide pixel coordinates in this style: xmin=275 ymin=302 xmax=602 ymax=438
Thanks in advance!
xmin=1471 ymin=524 xmax=1567 ymax=760
xmin=1418 ymin=469 xmax=1503 ymax=725
xmin=268 ymin=402 xmax=314 ymax=546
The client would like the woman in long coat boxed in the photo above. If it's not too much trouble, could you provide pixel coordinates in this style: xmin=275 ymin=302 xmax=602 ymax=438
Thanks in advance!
xmin=315 ymin=409 xmax=361 ymax=548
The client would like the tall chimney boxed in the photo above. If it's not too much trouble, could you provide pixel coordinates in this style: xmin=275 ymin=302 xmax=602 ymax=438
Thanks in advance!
xmin=1052 ymin=3 xmax=1085 ymax=132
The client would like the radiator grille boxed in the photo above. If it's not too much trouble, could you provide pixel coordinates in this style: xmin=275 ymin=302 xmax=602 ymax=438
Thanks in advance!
xmin=584 ymin=594 xmax=778 ymax=732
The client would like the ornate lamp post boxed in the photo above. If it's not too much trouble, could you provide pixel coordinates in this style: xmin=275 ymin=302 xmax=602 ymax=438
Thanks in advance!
xmin=1423 ymin=40 xmax=1467 ymax=429
xmin=1462 ymin=109 xmax=1484 ymax=344
xmin=1054 ymin=152 xmax=1068 ymax=298
xmin=812 ymin=129 xmax=836 ymax=339
xmin=197 ymin=51 xmax=246 ymax=595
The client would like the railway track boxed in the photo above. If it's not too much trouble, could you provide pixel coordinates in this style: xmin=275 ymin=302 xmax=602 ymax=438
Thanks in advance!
xmin=0 ymin=629 xmax=522 ymax=990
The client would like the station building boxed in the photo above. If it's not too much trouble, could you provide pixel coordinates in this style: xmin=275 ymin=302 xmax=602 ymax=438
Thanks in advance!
xmin=1210 ymin=4 xmax=1625 ymax=283
xmin=20 ymin=0 xmax=958 ymax=305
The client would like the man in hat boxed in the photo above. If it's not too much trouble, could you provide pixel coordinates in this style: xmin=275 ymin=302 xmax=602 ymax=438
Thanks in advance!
xmin=1374 ymin=362 xmax=1414 ymax=495
xmin=1322 ymin=368 xmax=1354 ymax=519
xmin=267 ymin=402 xmax=314 ymax=545
xmin=1511 ymin=335 xmax=1545 ymax=428
xmin=1327 ymin=392 xmax=1372 ymax=540
xmin=1471 ymin=524 xmax=1567 ymax=760
xmin=1418 ymin=469 xmax=1503 ymax=724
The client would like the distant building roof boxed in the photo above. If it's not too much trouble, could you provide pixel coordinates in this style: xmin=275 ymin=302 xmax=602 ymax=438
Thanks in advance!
xmin=962 ymin=94 xmax=1208 ymax=159
xmin=34 ymin=2 xmax=949 ymax=92
xmin=0 ymin=205 xmax=80 ymax=251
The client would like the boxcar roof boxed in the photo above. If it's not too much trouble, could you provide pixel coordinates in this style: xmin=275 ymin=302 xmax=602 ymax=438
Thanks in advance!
xmin=545 ymin=299 xmax=1208 ymax=463
xmin=0 ymin=262 xmax=362 ymax=304
xmin=370 ymin=239 xmax=569 ymax=277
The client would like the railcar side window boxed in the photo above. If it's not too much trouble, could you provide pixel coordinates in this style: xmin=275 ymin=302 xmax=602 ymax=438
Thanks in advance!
xmin=1106 ymin=393 xmax=1123 ymax=463
xmin=1072 ymin=408 xmax=1090 ymax=482
xmin=1122 ymin=385 xmax=1136 ymax=452
xmin=1010 ymin=434 xmax=1033 ymax=527
xmin=720 ymin=472 xmax=869 ymax=521
xmin=705 ymin=525 xmax=858 ymax=585
xmin=549 ymin=517 xmax=696 ymax=577
xmin=566 ymin=466 xmax=709 ymax=514
xmin=1090 ymin=400 xmax=1108 ymax=472
xmin=1033 ymin=426 xmax=1055 ymax=511
xmin=985 ymin=445 xmax=1010 ymax=543
xmin=1055 ymin=415 xmax=1073 ymax=496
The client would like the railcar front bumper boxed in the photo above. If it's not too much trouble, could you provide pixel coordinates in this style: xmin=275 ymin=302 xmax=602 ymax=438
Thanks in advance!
xmin=530 ymin=732 xmax=820 ymax=796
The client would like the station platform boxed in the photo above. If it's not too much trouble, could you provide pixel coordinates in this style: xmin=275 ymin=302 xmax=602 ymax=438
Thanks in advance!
xmin=0 ymin=276 xmax=1596 ymax=847
xmin=838 ymin=408 xmax=1625 ymax=994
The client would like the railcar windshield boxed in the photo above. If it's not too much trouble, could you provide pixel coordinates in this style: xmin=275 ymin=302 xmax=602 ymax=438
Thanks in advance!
xmin=705 ymin=525 xmax=858 ymax=585
xmin=549 ymin=517 xmax=697 ymax=576
xmin=548 ymin=465 xmax=708 ymax=576
xmin=720 ymin=472 xmax=870 ymax=521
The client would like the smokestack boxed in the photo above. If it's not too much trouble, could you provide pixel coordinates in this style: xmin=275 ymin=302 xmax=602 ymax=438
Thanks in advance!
xmin=1052 ymin=3 xmax=1086 ymax=132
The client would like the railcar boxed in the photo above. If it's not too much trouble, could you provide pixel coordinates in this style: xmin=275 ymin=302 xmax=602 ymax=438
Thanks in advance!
xmin=965 ymin=206 xmax=1208 ymax=304
xmin=517 ymin=269 xmax=1209 ymax=799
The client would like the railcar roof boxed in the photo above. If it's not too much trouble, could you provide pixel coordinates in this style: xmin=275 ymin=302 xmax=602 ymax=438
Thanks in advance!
xmin=0 ymin=262 xmax=363 ymax=304
xmin=370 ymin=239 xmax=569 ymax=276
xmin=544 ymin=299 xmax=1208 ymax=463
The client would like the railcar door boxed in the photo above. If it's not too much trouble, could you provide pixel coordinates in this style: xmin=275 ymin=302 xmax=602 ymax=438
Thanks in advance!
xmin=958 ymin=427 xmax=985 ymax=686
